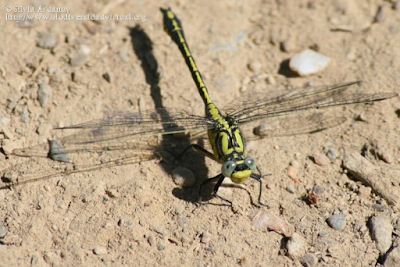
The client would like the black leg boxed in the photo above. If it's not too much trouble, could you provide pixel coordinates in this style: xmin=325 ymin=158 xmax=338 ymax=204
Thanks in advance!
xmin=198 ymin=173 xmax=223 ymax=203
xmin=176 ymin=144 xmax=217 ymax=161
xmin=250 ymin=173 xmax=267 ymax=206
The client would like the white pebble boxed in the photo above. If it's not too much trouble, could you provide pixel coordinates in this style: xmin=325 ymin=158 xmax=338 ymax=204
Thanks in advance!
xmin=286 ymin=233 xmax=307 ymax=259
xmin=289 ymin=49 xmax=331 ymax=76
xmin=93 ymin=246 xmax=107 ymax=255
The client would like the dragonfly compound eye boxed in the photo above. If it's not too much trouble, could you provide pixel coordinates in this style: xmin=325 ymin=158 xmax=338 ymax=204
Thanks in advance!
xmin=222 ymin=161 xmax=237 ymax=177
xmin=244 ymin=157 xmax=257 ymax=171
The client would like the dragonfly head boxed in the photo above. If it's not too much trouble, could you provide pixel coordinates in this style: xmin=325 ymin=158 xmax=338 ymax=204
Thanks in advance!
xmin=221 ymin=157 xmax=257 ymax=184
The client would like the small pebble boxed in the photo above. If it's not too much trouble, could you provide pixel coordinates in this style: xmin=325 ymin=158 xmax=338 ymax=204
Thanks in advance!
xmin=326 ymin=214 xmax=346 ymax=230
xmin=286 ymin=233 xmax=307 ymax=259
xmin=0 ymin=222 xmax=8 ymax=238
xmin=147 ymin=235 xmax=156 ymax=246
xmin=37 ymin=32 xmax=57 ymax=49
xmin=36 ymin=122 xmax=52 ymax=136
xmin=119 ymin=50 xmax=129 ymax=62
xmin=103 ymin=72 xmax=113 ymax=83
xmin=200 ymin=231 xmax=212 ymax=244
xmin=280 ymin=38 xmax=297 ymax=53
xmin=312 ymin=151 xmax=330 ymax=166
xmin=247 ymin=60 xmax=262 ymax=72
xmin=287 ymin=166 xmax=298 ymax=179
xmin=21 ymin=107 xmax=29 ymax=123
xmin=38 ymin=83 xmax=53 ymax=107
xmin=2 ymin=139 xmax=17 ymax=155
xmin=286 ymin=184 xmax=296 ymax=193
xmin=266 ymin=75 xmax=276 ymax=85
xmin=346 ymin=48 xmax=357 ymax=60
xmin=302 ymin=253 xmax=318 ymax=267
xmin=290 ymin=160 xmax=300 ymax=168
xmin=93 ymin=246 xmax=107 ymax=255
xmin=172 ymin=167 xmax=196 ymax=188
xmin=157 ymin=243 xmax=166 ymax=251
xmin=369 ymin=215 xmax=393 ymax=254
xmin=289 ymin=49 xmax=331 ymax=76
xmin=71 ymin=71 xmax=88 ymax=84
xmin=49 ymin=140 xmax=71 ymax=163
xmin=312 ymin=185 xmax=324 ymax=195
xmin=0 ymin=125 xmax=14 ymax=140
xmin=326 ymin=148 xmax=338 ymax=160
xmin=358 ymin=186 xmax=371 ymax=199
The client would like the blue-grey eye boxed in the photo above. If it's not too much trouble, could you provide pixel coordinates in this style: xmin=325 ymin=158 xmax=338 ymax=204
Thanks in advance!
xmin=244 ymin=157 xmax=256 ymax=171
xmin=222 ymin=161 xmax=237 ymax=177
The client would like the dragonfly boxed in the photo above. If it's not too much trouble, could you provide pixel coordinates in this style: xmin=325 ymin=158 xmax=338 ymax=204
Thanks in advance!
xmin=2 ymin=8 xmax=397 ymax=207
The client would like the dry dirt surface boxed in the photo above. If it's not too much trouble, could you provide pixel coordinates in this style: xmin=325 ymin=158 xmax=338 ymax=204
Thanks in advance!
xmin=1 ymin=0 xmax=400 ymax=266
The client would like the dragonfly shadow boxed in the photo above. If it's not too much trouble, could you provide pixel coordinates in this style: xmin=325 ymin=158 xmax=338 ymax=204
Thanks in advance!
xmin=129 ymin=26 xmax=208 ymax=203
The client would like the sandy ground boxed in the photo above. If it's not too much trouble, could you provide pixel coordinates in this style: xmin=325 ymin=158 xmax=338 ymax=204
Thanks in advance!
xmin=1 ymin=0 xmax=400 ymax=266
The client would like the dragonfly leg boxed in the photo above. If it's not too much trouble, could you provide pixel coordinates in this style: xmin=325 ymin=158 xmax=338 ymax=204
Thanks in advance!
xmin=250 ymin=173 xmax=267 ymax=206
xmin=198 ymin=173 xmax=232 ymax=205
xmin=177 ymin=144 xmax=217 ymax=161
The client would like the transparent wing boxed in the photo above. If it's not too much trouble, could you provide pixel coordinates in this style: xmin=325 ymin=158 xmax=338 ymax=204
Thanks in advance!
xmin=223 ymin=81 xmax=397 ymax=124
xmin=56 ymin=108 xmax=215 ymax=144
xmin=4 ymin=133 xmax=161 ymax=187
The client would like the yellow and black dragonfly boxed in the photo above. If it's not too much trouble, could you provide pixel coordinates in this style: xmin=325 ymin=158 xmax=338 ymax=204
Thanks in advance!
xmin=2 ymin=8 xmax=397 ymax=206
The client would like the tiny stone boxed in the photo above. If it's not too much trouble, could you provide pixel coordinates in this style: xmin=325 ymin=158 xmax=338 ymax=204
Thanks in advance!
xmin=93 ymin=246 xmax=107 ymax=255
xmin=280 ymin=38 xmax=296 ymax=53
xmin=290 ymin=160 xmax=300 ymax=168
xmin=0 ymin=222 xmax=8 ymax=238
xmin=266 ymin=75 xmax=276 ymax=85
xmin=71 ymin=71 xmax=88 ymax=84
xmin=287 ymin=166 xmax=298 ymax=179
xmin=358 ymin=186 xmax=371 ymax=199
xmin=286 ymin=184 xmax=296 ymax=194
xmin=21 ymin=107 xmax=29 ymax=123
xmin=326 ymin=148 xmax=338 ymax=160
xmin=326 ymin=214 xmax=346 ymax=230
xmin=313 ymin=151 xmax=330 ymax=166
xmin=369 ymin=215 xmax=393 ymax=254
xmin=70 ymin=53 xmax=89 ymax=67
xmin=103 ymin=72 xmax=113 ymax=83
xmin=286 ymin=233 xmax=307 ymax=259
xmin=312 ymin=185 xmax=324 ymax=195
xmin=37 ymin=32 xmax=57 ymax=49
xmin=157 ymin=243 xmax=166 ymax=251
xmin=289 ymin=49 xmax=331 ymax=76
xmin=38 ymin=83 xmax=53 ymax=107
xmin=119 ymin=50 xmax=129 ymax=62
xmin=147 ymin=235 xmax=156 ymax=246
xmin=302 ymin=253 xmax=317 ymax=267
xmin=318 ymin=231 xmax=328 ymax=237
xmin=201 ymin=231 xmax=212 ymax=244
xmin=2 ymin=139 xmax=17 ymax=155
xmin=346 ymin=48 xmax=357 ymax=60
xmin=172 ymin=167 xmax=196 ymax=188
xmin=36 ymin=122 xmax=52 ymax=136
xmin=247 ymin=60 xmax=262 ymax=72
xmin=0 ymin=125 xmax=14 ymax=140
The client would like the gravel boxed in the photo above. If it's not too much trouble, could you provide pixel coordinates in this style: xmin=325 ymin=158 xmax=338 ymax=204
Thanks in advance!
xmin=326 ymin=214 xmax=346 ymax=230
